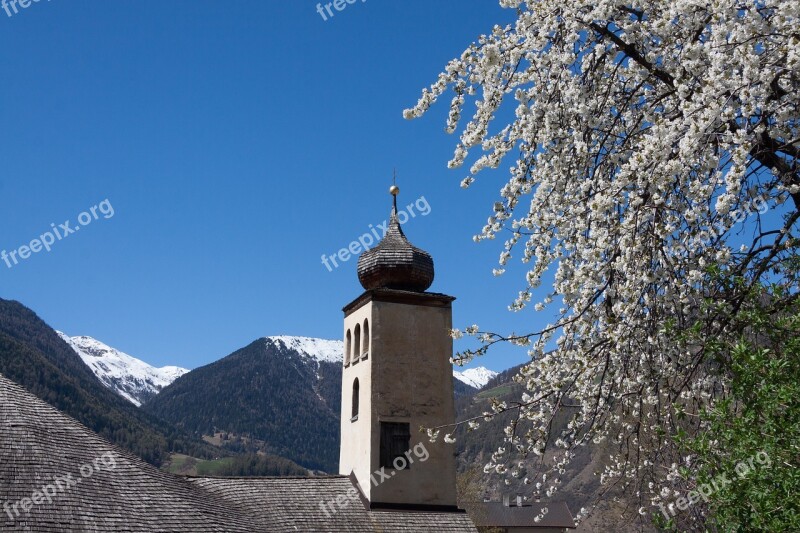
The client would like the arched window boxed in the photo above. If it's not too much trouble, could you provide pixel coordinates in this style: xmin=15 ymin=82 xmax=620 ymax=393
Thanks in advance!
xmin=345 ymin=329 xmax=352 ymax=366
xmin=362 ymin=319 xmax=370 ymax=355
xmin=351 ymin=378 xmax=359 ymax=421
xmin=353 ymin=324 xmax=361 ymax=363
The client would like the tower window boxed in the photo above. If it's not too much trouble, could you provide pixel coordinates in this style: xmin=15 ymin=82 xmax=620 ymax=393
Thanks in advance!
xmin=353 ymin=323 xmax=361 ymax=363
xmin=351 ymin=378 xmax=359 ymax=421
xmin=345 ymin=329 xmax=352 ymax=366
xmin=362 ymin=319 xmax=370 ymax=356
xmin=379 ymin=422 xmax=411 ymax=470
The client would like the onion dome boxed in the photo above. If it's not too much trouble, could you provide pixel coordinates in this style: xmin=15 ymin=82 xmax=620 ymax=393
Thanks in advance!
xmin=357 ymin=186 xmax=434 ymax=292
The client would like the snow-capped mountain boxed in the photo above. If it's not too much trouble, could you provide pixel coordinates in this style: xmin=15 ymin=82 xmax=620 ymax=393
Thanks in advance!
xmin=271 ymin=336 xmax=498 ymax=389
xmin=60 ymin=329 xmax=495 ymax=408
xmin=144 ymin=335 xmax=347 ymax=473
xmin=268 ymin=336 xmax=343 ymax=364
xmin=57 ymin=332 xmax=188 ymax=407
xmin=453 ymin=367 xmax=498 ymax=389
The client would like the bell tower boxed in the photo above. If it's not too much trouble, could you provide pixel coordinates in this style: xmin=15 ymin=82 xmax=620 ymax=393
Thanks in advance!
xmin=339 ymin=185 xmax=458 ymax=509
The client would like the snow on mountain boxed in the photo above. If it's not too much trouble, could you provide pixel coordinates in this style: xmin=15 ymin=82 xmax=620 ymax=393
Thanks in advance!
xmin=453 ymin=367 xmax=498 ymax=389
xmin=270 ymin=336 xmax=498 ymax=390
xmin=267 ymin=336 xmax=344 ymax=364
xmin=60 ymin=329 xmax=495 ymax=406
xmin=57 ymin=332 xmax=189 ymax=407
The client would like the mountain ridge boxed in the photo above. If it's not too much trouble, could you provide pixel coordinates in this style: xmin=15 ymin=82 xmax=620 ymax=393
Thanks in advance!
xmin=143 ymin=337 xmax=343 ymax=472
xmin=453 ymin=367 xmax=498 ymax=389
xmin=58 ymin=332 xmax=189 ymax=407
xmin=73 ymin=332 xmax=498 ymax=406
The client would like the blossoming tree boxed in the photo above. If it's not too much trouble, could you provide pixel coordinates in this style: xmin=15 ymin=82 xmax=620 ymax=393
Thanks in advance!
xmin=405 ymin=0 xmax=799 ymax=527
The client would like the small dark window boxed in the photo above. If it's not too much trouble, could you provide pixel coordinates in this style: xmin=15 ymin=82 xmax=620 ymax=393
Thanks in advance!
xmin=345 ymin=330 xmax=352 ymax=366
xmin=379 ymin=422 xmax=411 ymax=470
xmin=351 ymin=379 xmax=359 ymax=421
xmin=354 ymin=324 xmax=361 ymax=360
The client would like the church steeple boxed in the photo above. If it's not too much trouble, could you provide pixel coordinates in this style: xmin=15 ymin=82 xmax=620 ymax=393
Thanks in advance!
xmin=339 ymin=183 xmax=458 ymax=509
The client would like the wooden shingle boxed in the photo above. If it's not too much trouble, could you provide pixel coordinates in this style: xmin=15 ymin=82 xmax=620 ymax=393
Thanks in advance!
xmin=1 ymin=374 xmax=477 ymax=532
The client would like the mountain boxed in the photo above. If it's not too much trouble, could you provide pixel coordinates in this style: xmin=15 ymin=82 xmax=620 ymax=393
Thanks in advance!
xmin=70 ymin=324 xmax=487 ymax=410
xmin=453 ymin=376 xmax=479 ymax=398
xmin=143 ymin=336 xmax=499 ymax=473
xmin=0 ymin=298 xmax=221 ymax=466
xmin=266 ymin=335 xmax=343 ymax=363
xmin=58 ymin=333 xmax=188 ymax=407
xmin=453 ymin=366 xmax=498 ymax=389
xmin=143 ymin=336 xmax=344 ymax=473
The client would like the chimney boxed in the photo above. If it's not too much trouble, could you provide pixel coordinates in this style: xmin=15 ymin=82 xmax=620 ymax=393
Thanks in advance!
xmin=516 ymin=495 xmax=523 ymax=507
xmin=502 ymin=494 xmax=510 ymax=507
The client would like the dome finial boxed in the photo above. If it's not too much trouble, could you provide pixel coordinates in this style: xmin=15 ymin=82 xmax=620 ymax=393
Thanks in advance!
xmin=389 ymin=169 xmax=399 ymax=212
xmin=357 ymin=176 xmax=435 ymax=292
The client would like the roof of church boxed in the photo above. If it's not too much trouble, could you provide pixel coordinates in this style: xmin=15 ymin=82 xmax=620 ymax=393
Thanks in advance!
xmin=466 ymin=501 xmax=576 ymax=529
xmin=192 ymin=477 xmax=477 ymax=532
xmin=357 ymin=187 xmax=435 ymax=293
xmin=0 ymin=373 xmax=477 ymax=532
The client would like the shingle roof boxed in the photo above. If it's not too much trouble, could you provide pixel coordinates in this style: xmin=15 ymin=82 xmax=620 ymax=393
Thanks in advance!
xmin=188 ymin=477 xmax=375 ymax=532
xmin=0 ymin=373 xmax=257 ymax=533
xmin=0 ymin=373 xmax=477 ymax=532
xmin=357 ymin=208 xmax=435 ymax=293
xmin=465 ymin=501 xmax=576 ymax=529
xmin=369 ymin=509 xmax=477 ymax=532
xmin=191 ymin=477 xmax=477 ymax=532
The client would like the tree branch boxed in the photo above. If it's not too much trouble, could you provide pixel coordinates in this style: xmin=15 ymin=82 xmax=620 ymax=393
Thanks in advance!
xmin=588 ymin=22 xmax=675 ymax=88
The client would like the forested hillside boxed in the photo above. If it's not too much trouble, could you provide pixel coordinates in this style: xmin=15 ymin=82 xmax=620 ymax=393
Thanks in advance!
xmin=144 ymin=338 xmax=343 ymax=472
xmin=0 ymin=298 xmax=221 ymax=466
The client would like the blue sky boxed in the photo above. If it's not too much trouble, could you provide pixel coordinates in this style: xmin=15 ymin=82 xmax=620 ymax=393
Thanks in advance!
xmin=0 ymin=1 xmax=544 ymax=373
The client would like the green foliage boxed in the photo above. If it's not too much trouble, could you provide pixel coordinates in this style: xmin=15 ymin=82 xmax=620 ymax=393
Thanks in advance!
xmin=475 ymin=384 xmax=515 ymax=399
xmin=195 ymin=454 xmax=308 ymax=477
xmin=680 ymin=276 xmax=800 ymax=531
xmin=165 ymin=452 xmax=307 ymax=477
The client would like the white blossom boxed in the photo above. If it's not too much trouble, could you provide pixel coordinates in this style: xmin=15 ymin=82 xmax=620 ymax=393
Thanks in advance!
xmin=407 ymin=0 xmax=799 ymax=527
